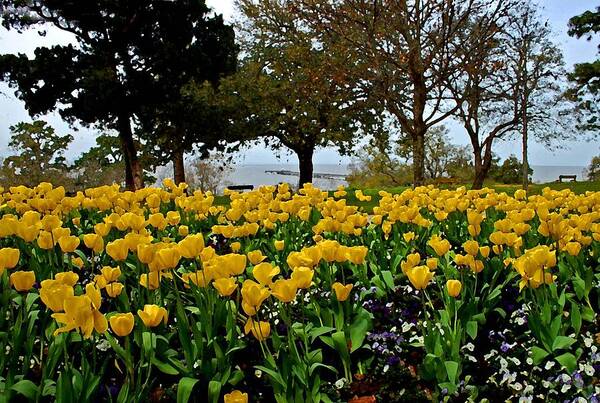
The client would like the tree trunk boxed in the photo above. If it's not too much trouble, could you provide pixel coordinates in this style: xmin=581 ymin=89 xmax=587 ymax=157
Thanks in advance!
xmin=117 ymin=113 xmax=143 ymax=190
xmin=472 ymin=140 xmax=494 ymax=190
xmin=522 ymin=101 xmax=529 ymax=191
xmin=297 ymin=147 xmax=314 ymax=188
xmin=173 ymin=148 xmax=186 ymax=185
xmin=472 ymin=151 xmax=485 ymax=190
xmin=412 ymin=130 xmax=426 ymax=187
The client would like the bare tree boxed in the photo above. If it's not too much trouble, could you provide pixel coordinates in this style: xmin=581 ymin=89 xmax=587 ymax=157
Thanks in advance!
xmin=294 ymin=0 xmax=516 ymax=186
xmin=451 ymin=1 xmax=572 ymax=189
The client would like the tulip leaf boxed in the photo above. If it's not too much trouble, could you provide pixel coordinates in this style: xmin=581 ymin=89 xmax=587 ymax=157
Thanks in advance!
xmin=176 ymin=377 xmax=199 ymax=403
xmin=381 ymin=270 xmax=395 ymax=290
xmin=255 ymin=365 xmax=287 ymax=388
xmin=581 ymin=306 xmax=595 ymax=322
xmin=444 ymin=361 xmax=459 ymax=385
xmin=552 ymin=336 xmax=576 ymax=352
xmin=151 ymin=357 xmax=179 ymax=375
xmin=349 ymin=310 xmax=371 ymax=352
xmin=309 ymin=326 xmax=335 ymax=343
xmin=332 ymin=331 xmax=350 ymax=362
xmin=572 ymin=277 xmax=585 ymax=300
xmin=10 ymin=380 xmax=38 ymax=400
xmin=466 ymin=321 xmax=478 ymax=340
xmin=555 ymin=352 xmax=577 ymax=373
xmin=571 ymin=304 xmax=582 ymax=335
xmin=207 ymin=380 xmax=222 ymax=403
xmin=531 ymin=346 xmax=550 ymax=365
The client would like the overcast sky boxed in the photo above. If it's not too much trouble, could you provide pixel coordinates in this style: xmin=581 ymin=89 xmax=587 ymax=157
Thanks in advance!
xmin=0 ymin=0 xmax=598 ymax=167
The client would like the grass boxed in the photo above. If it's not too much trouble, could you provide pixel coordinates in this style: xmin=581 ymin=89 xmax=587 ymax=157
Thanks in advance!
xmin=214 ymin=181 xmax=600 ymax=214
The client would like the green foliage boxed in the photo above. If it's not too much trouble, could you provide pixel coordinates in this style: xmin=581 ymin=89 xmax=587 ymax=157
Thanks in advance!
xmin=0 ymin=121 xmax=73 ymax=188
xmin=568 ymin=7 xmax=600 ymax=132
xmin=493 ymin=155 xmax=533 ymax=185
xmin=219 ymin=0 xmax=378 ymax=185
xmin=348 ymin=125 xmax=472 ymax=188
xmin=586 ymin=156 xmax=600 ymax=181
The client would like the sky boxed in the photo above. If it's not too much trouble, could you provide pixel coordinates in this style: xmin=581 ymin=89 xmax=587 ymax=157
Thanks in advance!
xmin=0 ymin=0 xmax=598 ymax=167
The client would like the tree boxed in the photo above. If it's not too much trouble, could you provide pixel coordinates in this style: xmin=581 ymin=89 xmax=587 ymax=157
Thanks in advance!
xmin=508 ymin=6 xmax=575 ymax=191
xmin=132 ymin=2 xmax=238 ymax=184
xmin=294 ymin=0 xmax=515 ymax=186
xmin=451 ymin=2 xmax=571 ymax=189
xmin=0 ymin=0 xmax=236 ymax=189
xmin=221 ymin=0 xmax=373 ymax=187
xmin=185 ymin=153 xmax=233 ymax=193
xmin=1 ymin=120 xmax=73 ymax=188
xmin=348 ymin=124 xmax=472 ymax=188
xmin=568 ymin=7 xmax=600 ymax=133
xmin=585 ymin=156 xmax=600 ymax=182
xmin=493 ymin=155 xmax=532 ymax=184
xmin=0 ymin=2 xmax=149 ymax=189
xmin=396 ymin=125 xmax=472 ymax=181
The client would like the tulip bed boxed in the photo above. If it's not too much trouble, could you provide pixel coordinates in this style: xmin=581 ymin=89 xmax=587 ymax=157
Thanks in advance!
xmin=0 ymin=181 xmax=599 ymax=402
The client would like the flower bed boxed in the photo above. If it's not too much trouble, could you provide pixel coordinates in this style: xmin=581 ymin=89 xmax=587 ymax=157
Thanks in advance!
xmin=0 ymin=181 xmax=598 ymax=402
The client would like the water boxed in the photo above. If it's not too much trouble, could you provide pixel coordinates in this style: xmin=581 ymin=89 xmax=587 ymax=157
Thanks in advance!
xmin=222 ymin=164 xmax=588 ymax=192
xmin=224 ymin=163 xmax=350 ymax=191
xmin=529 ymin=165 xmax=587 ymax=184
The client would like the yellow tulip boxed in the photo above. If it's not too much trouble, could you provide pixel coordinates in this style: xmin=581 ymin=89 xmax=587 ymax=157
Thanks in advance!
xmin=137 ymin=304 xmax=168 ymax=328
xmin=71 ymin=257 xmax=84 ymax=269
xmin=230 ymin=241 xmax=241 ymax=252
xmin=37 ymin=231 xmax=55 ymax=250
xmin=140 ymin=272 xmax=163 ymax=290
xmin=247 ymin=250 xmax=266 ymax=265
xmin=428 ymin=235 xmax=451 ymax=256
xmin=17 ymin=224 xmax=39 ymax=242
xmin=224 ymin=390 xmax=249 ymax=403
xmin=252 ymin=262 xmax=280 ymax=286
xmin=147 ymin=213 xmax=167 ymax=230
xmin=270 ymin=279 xmax=298 ymax=303
xmin=94 ymin=222 xmax=111 ymax=237
xmin=52 ymin=293 xmax=107 ymax=339
xmin=212 ymin=277 xmax=238 ymax=297
xmin=101 ymin=266 xmax=122 ymax=283
xmin=166 ymin=211 xmax=181 ymax=226
xmin=106 ymin=239 xmax=129 ymax=261
xmin=58 ymin=235 xmax=80 ymax=253
xmin=40 ymin=280 xmax=74 ymax=312
xmin=0 ymin=247 xmax=20 ymax=270
xmin=10 ymin=271 xmax=36 ymax=292
xmin=479 ymin=246 xmax=491 ymax=258
xmin=290 ymin=267 xmax=314 ymax=289
xmin=406 ymin=266 xmax=433 ymax=290
xmin=244 ymin=318 xmax=271 ymax=341
xmin=178 ymin=225 xmax=189 ymax=237
xmin=52 ymin=227 xmax=71 ymax=243
xmin=446 ymin=280 xmax=462 ymax=297
xmin=109 ymin=312 xmax=135 ymax=337
xmin=274 ymin=240 xmax=285 ymax=251
xmin=155 ymin=247 xmax=181 ymax=270
xmin=182 ymin=270 xmax=211 ymax=288
xmin=347 ymin=246 xmax=368 ymax=265
xmin=83 ymin=233 xmax=104 ymax=253
xmin=222 ymin=254 xmax=247 ymax=276
xmin=55 ymin=271 xmax=79 ymax=287
xmin=426 ymin=258 xmax=438 ymax=270
xmin=137 ymin=243 xmax=157 ymax=264
xmin=105 ymin=282 xmax=124 ymax=298
xmin=177 ymin=234 xmax=205 ymax=258
xmin=241 ymin=280 xmax=270 ymax=316
xmin=332 ymin=282 xmax=353 ymax=302
xmin=462 ymin=240 xmax=479 ymax=256
xmin=403 ymin=232 xmax=416 ymax=242
xmin=400 ymin=252 xmax=421 ymax=274
xmin=564 ymin=241 xmax=581 ymax=256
